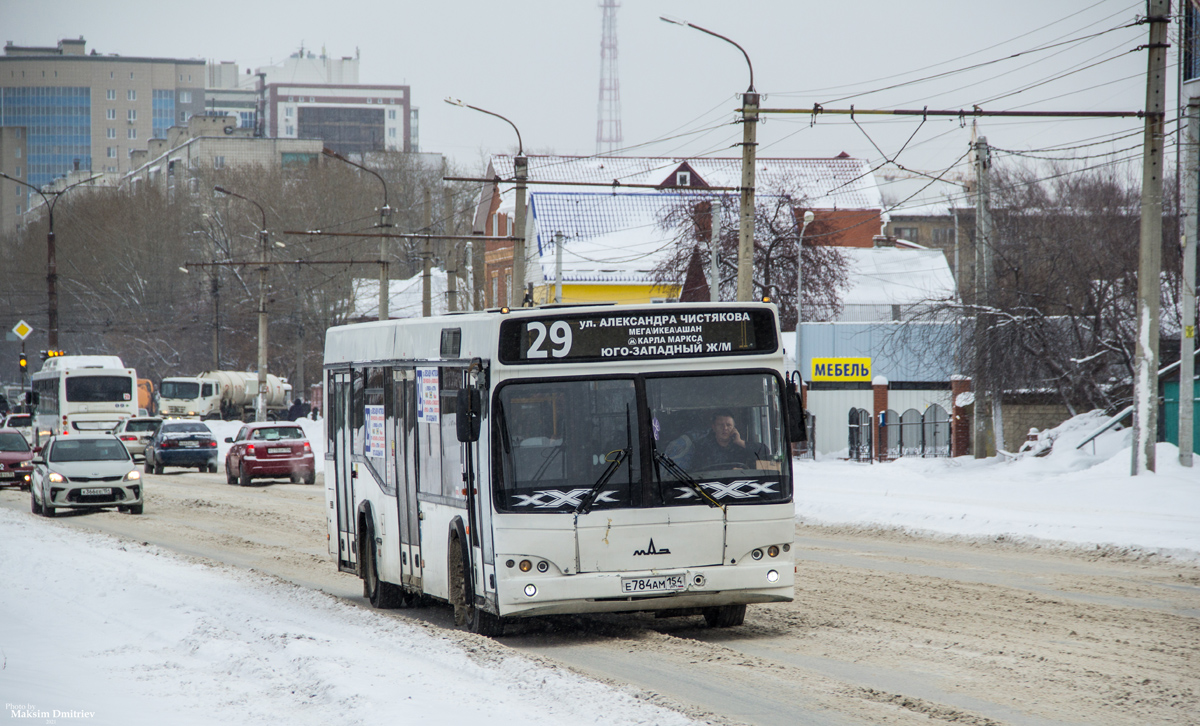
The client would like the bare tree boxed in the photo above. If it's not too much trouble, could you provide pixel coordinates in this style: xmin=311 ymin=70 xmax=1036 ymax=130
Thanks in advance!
xmin=652 ymin=193 xmax=850 ymax=327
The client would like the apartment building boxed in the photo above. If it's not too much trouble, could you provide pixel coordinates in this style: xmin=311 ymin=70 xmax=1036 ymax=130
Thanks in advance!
xmin=0 ymin=37 xmax=205 ymax=233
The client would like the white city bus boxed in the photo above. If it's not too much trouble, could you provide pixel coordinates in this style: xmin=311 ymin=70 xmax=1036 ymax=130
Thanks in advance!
xmin=30 ymin=355 xmax=138 ymax=440
xmin=323 ymin=302 xmax=804 ymax=635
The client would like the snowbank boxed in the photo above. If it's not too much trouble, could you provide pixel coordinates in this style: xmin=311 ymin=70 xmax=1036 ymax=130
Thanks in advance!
xmin=795 ymin=411 xmax=1200 ymax=557
xmin=0 ymin=508 xmax=697 ymax=726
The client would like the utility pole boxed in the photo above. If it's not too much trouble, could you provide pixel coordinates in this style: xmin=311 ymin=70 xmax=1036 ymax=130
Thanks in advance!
xmin=423 ymin=187 xmax=433 ymax=317
xmin=513 ymin=154 xmax=528 ymax=307
xmin=472 ymin=230 xmax=486 ymax=310
xmin=256 ymin=225 xmax=269 ymax=423
xmin=737 ymin=91 xmax=759 ymax=302
xmin=658 ymin=17 xmax=756 ymax=301
xmin=1132 ymin=0 xmax=1169 ymax=475
xmin=210 ymin=273 xmax=220 ymax=370
xmin=710 ymin=201 xmax=722 ymax=302
xmin=444 ymin=183 xmax=458 ymax=312
xmin=554 ymin=231 xmax=564 ymax=303
xmin=1182 ymin=96 xmax=1198 ymax=467
xmin=973 ymin=136 xmax=995 ymax=458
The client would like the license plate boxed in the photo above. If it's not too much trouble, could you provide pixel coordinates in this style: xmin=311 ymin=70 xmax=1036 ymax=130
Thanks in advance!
xmin=268 ymin=447 xmax=290 ymax=454
xmin=621 ymin=574 xmax=686 ymax=594
xmin=81 ymin=488 xmax=112 ymax=496
xmin=180 ymin=441 xmax=199 ymax=448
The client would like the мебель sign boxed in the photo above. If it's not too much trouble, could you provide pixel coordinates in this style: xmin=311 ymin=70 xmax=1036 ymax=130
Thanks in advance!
xmin=811 ymin=357 xmax=872 ymax=382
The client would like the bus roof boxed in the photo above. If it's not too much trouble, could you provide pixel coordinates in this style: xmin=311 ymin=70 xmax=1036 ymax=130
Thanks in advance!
xmin=37 ymin=355 xmax=127 ymax=373
xmin=324 ymin=302 xmax=782 ymax=368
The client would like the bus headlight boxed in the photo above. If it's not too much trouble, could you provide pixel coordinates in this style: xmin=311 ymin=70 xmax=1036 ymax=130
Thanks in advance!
xmin=524 ymin=584 xmax=537 ymax=597
xmin=766 ymin=570 xmax=780 ymax=583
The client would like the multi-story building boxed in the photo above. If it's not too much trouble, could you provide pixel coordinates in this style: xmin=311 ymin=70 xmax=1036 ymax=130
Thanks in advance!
xmin=205 ymin=49 xmax=416 ymax=156
xmin=0 ymin=37 xmax=205 ymax=233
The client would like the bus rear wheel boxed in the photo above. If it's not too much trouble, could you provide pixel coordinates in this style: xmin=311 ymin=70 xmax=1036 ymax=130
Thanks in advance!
xmin=363 ymin=523 xmax=404 ymax=609
xmin=703 ymin=604 xmax=746 ymax=628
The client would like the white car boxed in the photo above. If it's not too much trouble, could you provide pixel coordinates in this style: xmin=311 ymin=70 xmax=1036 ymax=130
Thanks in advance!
xmin=3 ymin=413 xmax=34 ymax=446
xmin=111 ymin=416 xmax=162 ymax=461
xmin=29 ymin=434 xmax=143 ymax=516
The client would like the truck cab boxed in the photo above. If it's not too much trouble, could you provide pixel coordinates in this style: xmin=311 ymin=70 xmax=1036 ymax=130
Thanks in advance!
xmin=159 ymin=377 xmax=221 ymax=419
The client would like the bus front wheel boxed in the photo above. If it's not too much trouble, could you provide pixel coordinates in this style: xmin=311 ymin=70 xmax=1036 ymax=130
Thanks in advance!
xmin=703 ymin=604 xmax=746 ymax=628
xmin=449 ymin=536 xmax=504 ymax=637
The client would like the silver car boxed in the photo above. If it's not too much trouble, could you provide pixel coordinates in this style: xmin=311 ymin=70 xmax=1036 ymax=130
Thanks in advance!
xmin=111 ymin=416 xmax=161 ymax=461
xmin=30 ymin=434 xmax=144 ymax=516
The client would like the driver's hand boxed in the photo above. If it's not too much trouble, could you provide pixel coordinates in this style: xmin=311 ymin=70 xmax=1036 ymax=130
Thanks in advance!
xmin=731 ymin=427 xmax=745 ymax=448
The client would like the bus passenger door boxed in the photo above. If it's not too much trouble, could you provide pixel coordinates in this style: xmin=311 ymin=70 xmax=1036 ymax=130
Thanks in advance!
xmin=394 ymin=369 xmax=423 ymax=588
xmin=333 ymin=371 xmax=356 ymax=574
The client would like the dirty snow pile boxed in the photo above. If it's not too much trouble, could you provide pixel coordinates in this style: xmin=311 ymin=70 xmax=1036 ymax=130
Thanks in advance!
xmin=795 ymin=410 xmax=1200 ymax=557
xmin=0 ymin=508 xmax=696 ymax=726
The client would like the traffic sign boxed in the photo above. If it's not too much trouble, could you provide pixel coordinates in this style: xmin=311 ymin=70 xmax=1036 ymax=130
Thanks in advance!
xmin=11 ymin=320 xmax=32 ymax=340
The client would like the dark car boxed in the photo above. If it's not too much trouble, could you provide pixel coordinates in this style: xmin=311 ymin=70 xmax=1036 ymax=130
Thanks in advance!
xmin=0 ymin=427 xmax=34 ymax=490
xmin=29 ymin=434 xmax=142 ymax=515
xmin=225 ymin=422 xmax=316 ymax=486
xmin=144 ymin=420 xmax=218 ymax=474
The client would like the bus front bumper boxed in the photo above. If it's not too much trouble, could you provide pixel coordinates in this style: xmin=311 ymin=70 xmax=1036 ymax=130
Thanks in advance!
xmin=495 ymin=561 xmax=795 ymax=618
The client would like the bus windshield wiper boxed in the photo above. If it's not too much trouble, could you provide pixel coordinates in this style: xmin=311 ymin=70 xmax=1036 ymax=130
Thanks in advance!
xmin=654 ymin=451 xmax=723 ymax=509
xmin=575 ymin=449 xmax=628 ymax=515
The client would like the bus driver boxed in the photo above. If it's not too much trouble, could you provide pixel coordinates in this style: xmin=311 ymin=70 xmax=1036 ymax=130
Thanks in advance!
xmin=689 ymin=410 xmax=767 ymax=470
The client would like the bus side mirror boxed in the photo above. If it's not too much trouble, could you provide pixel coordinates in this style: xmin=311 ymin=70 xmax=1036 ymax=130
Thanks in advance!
xmin=786 ymin=380 xmax=806 ymax=443
xmin=456 ymin=388 xmax=481 ymax=443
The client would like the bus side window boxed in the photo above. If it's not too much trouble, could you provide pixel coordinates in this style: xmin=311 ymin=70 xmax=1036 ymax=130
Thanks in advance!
xmin=440 ymin=370 xmax=463 ymax=499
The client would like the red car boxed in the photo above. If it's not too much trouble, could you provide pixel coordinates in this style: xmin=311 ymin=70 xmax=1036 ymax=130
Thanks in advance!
xmin=0 ymin=427 xmax=35 ymax=490
xmin=225 ymin=422 xmax=316 ymax=486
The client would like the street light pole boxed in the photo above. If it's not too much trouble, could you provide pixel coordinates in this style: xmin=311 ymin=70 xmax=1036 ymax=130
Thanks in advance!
xmin=0 ymin=171 xmax=102 ymax=349
xmin=322 ymin=148 xmax=393 ymax=320
xmin=795 ymin=210 xmax=815 ymax=376
xmin=445 ymin=98 xmax=528 ymax=307
xmin=214 ymin=185 xmax=271 ymax=422
xmin=660 ymin=17 xmax=757 ymax=301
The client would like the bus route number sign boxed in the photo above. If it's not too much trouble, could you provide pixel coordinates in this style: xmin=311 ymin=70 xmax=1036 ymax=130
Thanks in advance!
xmin=498 ymin=308 xmax=777 ymax=364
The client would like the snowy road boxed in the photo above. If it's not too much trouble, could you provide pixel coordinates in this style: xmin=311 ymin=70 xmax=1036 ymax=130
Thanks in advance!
xmin=2 ymin=463 xmax=1196 ymax=726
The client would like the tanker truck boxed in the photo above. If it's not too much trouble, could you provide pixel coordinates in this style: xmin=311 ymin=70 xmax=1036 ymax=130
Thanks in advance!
xmin=158 ymin=371 xmax=292 ymax=421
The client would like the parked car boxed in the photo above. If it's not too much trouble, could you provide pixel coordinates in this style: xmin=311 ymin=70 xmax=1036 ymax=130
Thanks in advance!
xmin=111 ymin=416 xmax=162 ymax=461
xmin=29 ymin=434 xmax=142 ymax=516
xmin=144 ymin=420 xmax=218 ymax=475
xmin=225 ymin=422 xmax=316 ymax=486
xmin=3 ymin=413 xmax=34 ymax=446
xmin=0 ymin=427 xmax=35 ymax=490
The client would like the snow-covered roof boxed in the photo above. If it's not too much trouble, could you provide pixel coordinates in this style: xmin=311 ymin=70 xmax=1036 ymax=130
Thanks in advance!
xmin=352 ymin=270 xmax=450 ymax=319
xmin=488 ymin=155 xmax=883 ymax=216
xmin=528 ymin=192 xmax=683 ymax=285
xmin=840 ymin=247 xmax=957 ymax=307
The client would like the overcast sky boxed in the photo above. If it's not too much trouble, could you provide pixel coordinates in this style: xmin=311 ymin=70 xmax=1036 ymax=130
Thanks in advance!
xmin=2 ymin=0 xmax=1165 ymax=197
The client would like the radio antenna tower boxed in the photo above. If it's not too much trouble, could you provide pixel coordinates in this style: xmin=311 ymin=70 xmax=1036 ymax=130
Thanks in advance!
xmin=596 ymin=0 xmax=623 ymax=155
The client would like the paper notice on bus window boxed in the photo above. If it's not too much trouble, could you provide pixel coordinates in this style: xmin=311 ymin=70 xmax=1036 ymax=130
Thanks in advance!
xmin=416 ymin=368 xmax=440 ymax=424
xmin=365 ymin=405 xmax=385 ymax=457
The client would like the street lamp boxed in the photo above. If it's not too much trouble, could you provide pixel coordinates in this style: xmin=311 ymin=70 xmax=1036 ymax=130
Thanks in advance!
xmin=321 ymin=148 xmax=393 ymax=320
xmin=661 ymin=17 xmax=759 ymax=302
xmin=213 ymin=185 xmax=271 ymax=422
xmin=0 ymin=171 xmax=103 ymax=349
xmin=445 ymin=97 xmax=528 ymax=308
xmin=795 ymin=210 xmax=815 ymax=377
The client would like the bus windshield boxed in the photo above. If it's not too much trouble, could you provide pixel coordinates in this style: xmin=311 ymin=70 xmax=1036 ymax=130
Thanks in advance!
xmin=160 ymin=381 xmax=200 ymax=399
xmin=65 ymin=376 xmax=133 ymax=403
xmin=496 ymin=379 xmax=640 ymax=512
xmin=493 ymin=372 xmax=790 ymax=513
xmin=647 ymin=373 xmax=790 ymax=506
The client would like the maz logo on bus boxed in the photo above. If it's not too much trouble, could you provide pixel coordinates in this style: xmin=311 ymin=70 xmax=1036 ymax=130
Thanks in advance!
xmin=526 ymin=320 xmax=573 ymax=358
